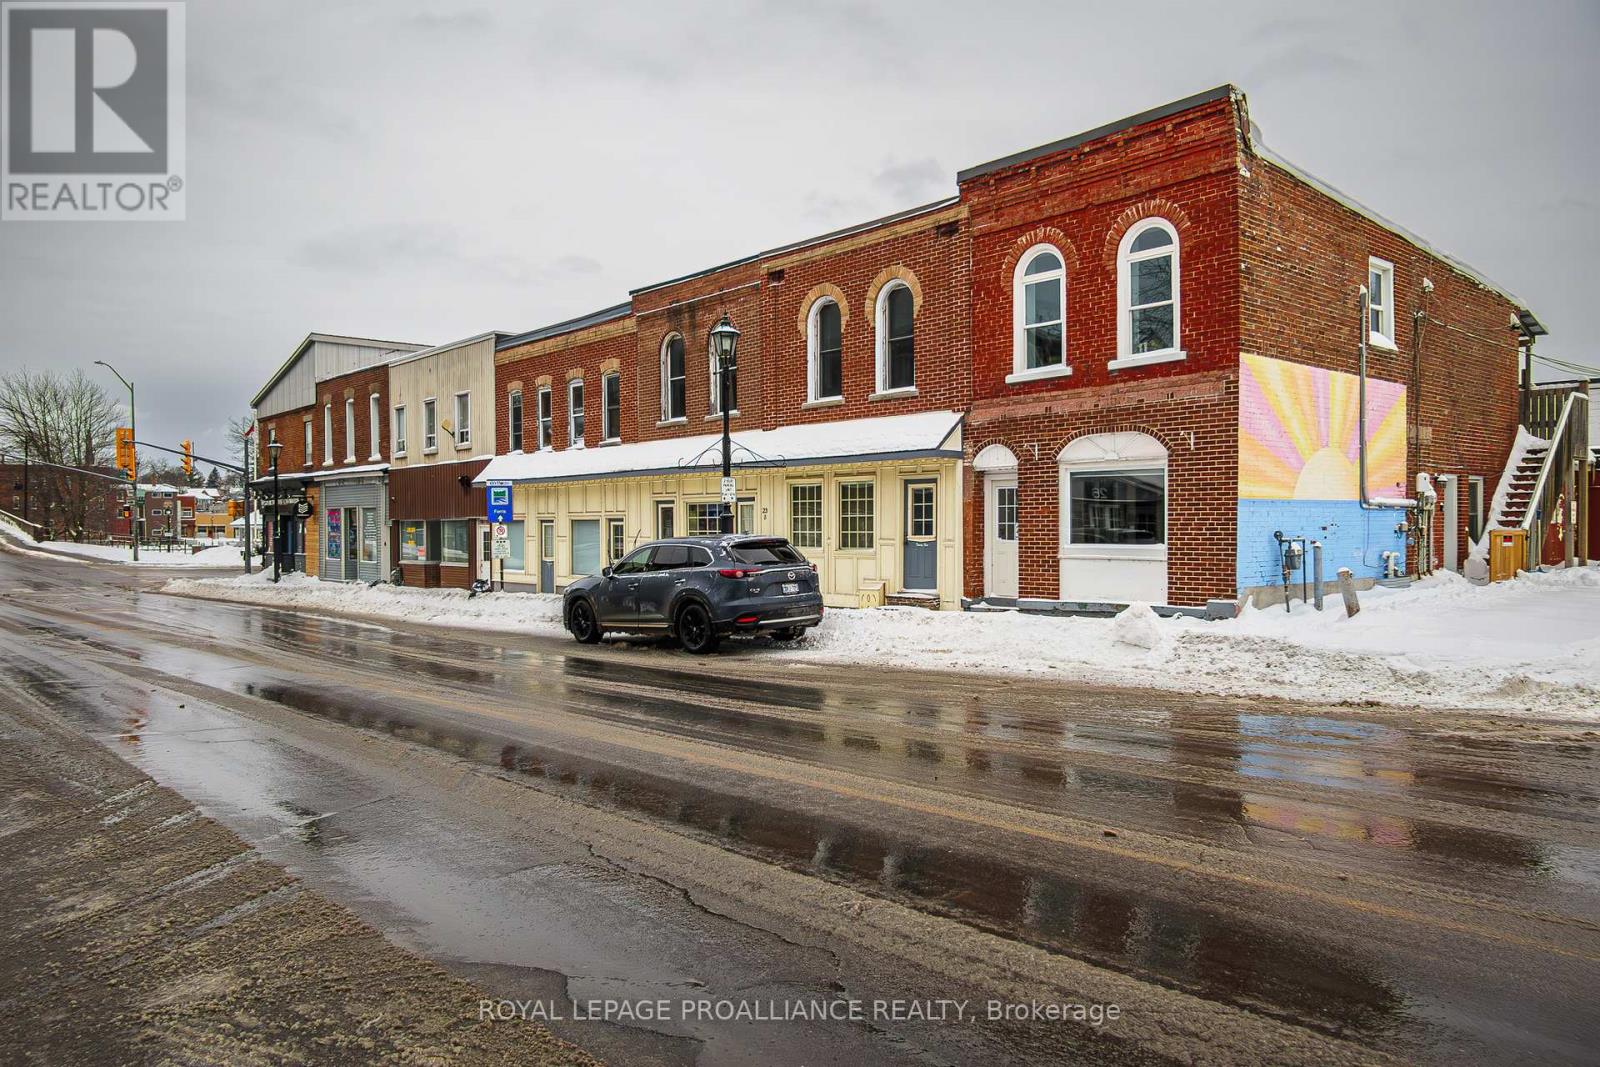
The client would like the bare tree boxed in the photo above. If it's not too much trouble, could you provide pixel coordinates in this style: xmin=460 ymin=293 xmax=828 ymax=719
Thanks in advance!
xmin=226 ymin=414 xmax=256 ymax=487
xmin=0 ymin=369 xmax=124 ymax=541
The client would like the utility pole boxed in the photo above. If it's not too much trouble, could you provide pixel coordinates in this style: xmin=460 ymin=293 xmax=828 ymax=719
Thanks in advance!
xmin=241 ymin=426 xmax=253 ymax=574
xmin=21 ymin=440 xmax=28 ymax=524
xmin=269 ymin=440 xmax=282 ymax=582
xmin=94 ymin=361 xmax=139 ymax=561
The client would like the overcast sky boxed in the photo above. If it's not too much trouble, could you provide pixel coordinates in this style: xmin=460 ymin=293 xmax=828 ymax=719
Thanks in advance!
xmin=2 ymin=0 xmax=1596 ymax=471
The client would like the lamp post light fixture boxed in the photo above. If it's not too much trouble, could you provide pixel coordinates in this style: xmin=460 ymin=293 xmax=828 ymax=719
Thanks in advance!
xmin=709 ymin=313 xmax=741 ymax=534
xmin=268 ymin=439 xmax=283 ymax=583
xmin=93 ymin=360 xmax=139 ymax=561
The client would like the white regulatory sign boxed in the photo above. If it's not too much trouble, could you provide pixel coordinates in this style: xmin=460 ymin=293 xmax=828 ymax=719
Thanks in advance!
xmin=720 ymin=477 xmax=737 ymax=503
xmin=492 ymin=522 xmax=510 ymax=560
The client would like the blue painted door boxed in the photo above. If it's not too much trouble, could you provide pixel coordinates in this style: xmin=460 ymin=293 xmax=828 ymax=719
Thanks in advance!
xmin=902 ymin=480 xmax=937 ymax=591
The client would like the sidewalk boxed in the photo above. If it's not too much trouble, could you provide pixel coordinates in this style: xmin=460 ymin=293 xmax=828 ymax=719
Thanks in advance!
xmin=0 ymin=692 xmax=600 ymax=1066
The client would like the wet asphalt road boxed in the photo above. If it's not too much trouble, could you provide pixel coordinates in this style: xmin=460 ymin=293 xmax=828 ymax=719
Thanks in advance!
xmin=2 ymin=544 xmax=1598 ymax=1065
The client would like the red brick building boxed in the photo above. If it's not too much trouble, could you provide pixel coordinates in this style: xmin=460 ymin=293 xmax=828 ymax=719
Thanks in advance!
xmin=471 ymin=85 xmax=1539 ymax=611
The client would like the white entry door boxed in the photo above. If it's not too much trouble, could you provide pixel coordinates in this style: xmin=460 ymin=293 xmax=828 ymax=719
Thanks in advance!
xmin=985 ymin=474 xmax=1019 ymax=599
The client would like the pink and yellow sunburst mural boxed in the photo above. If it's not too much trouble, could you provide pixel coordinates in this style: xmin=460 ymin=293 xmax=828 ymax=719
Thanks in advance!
xmin=1239 ymin=353 xmax=1407 ymax=501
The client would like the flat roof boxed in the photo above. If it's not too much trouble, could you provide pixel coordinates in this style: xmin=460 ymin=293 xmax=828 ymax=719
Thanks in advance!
xmin=956 ymin=84 xmax=1236 ymax=183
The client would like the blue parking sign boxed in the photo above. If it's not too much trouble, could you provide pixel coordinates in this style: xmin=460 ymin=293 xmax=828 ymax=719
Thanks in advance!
xmin=486 ymin=482 xmax=512 ymax=523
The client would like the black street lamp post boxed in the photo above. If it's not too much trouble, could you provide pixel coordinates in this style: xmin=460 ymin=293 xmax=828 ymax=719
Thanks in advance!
xmin=268 ymin=439 xmax=282 ymax=583
xmin=709 ymin=313 xmax=741 ymax=535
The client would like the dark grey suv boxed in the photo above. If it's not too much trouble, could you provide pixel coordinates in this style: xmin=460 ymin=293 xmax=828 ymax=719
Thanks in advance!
xmin=563 ymin=535 xmax=824 ymax=654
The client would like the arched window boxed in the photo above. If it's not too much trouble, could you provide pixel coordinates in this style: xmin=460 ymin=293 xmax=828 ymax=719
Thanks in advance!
xmin=807 ymin=298 xmax=843 ymax=402
xmin=1011 ymin=245 xmax=1066 ymax=382
xmin=1114 ymin=219 xmax=1183 ymax=368
xmin=709 ymin=330 xmax=736 ymax=415
xmin=660 ymin=333 xmax=685 ymax=421
xmin=876 ymin=282 xmax=915 ymax=393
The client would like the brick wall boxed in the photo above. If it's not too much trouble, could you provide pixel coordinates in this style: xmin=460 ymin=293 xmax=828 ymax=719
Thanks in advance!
xmin=1239 ymin=158 xmax=1524 ymax=569
xmin=496 ymin=322 xmax=638 ymax=453
xmin=757 ymin=205 xmax=971 ymax=427
xmin=259 ymin=403 xmax=316 ymax=473
xmin=316 ymin=364 xmax=389 ymax=469
xmin=965 ymin=372 xmax=1238 ymax=606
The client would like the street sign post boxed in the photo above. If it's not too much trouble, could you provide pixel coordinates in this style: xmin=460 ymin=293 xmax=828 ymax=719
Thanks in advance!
xmin=492 ymin=522 xmax=510 ymax=560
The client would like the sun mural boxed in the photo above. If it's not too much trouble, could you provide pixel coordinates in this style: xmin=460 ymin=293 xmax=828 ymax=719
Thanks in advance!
xmin=1239 ymin=354 xmax=1407 ymax=501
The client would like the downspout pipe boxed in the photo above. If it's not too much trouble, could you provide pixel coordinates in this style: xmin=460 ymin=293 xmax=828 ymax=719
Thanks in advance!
xmin=1358 ymin=285 xmax=1417 ymax=511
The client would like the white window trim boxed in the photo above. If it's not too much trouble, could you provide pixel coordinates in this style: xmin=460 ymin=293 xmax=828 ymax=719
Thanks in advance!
xmin=1058 ymin=434 xmax=1169 ymax=563
xmin=423 ymin=397 xmax=438 ymax=454
xmin=302 ymin=420 xmax=312 ymax=468
xmin=807 ymin=296 xmax=842 ymax=403
xmin=1111 ymin=218 xmax=1185 ymax=370
xmin=1012 ymin=243 xmax=1067 ymax=380
xmin=344 ymin=398 xmax=355 ymax=462
xmin=874 ymin=280 xmax=915 ymax=394
xmin=392 ymin=404 xmax=407 ymax=457
xmin=368 ymin=393 xmax=381 ymax=460
xmin=1367 ymin=256 xmax=1397 ymax=351
xmin=323 ymin=403 xmax=333 ymax=466
xmin=508 ymin=390 xmax=524 ymax=453
xmin=601 ymin=372 xmax=621 ymax=444
xmin=660 ymin=333 xmax=685 ymax=422
xmin=453 ymin=391 xmax=471 ymax=450
xmin=568 ymin=377 xmax=585 ymax=448
xmin=537 ymin=385 xmax=553 ymax=450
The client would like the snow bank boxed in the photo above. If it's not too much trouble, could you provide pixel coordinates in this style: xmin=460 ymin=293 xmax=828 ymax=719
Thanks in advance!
xmin=162 ymin=566 xmax=1600 ymax=718
xmin=39 ymin=541 xmax=244 ymax=568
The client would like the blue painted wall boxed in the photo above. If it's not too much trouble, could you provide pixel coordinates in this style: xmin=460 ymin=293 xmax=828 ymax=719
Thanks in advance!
xmin=1236 ymin=499 xmax=1406 ymax=591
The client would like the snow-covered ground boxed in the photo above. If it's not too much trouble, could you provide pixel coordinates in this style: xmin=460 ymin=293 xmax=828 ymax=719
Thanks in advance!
xmin=161 ymin=566 xmax=1600 ymax=718
xmin=35 ymin=540 xmax=245 ymax=568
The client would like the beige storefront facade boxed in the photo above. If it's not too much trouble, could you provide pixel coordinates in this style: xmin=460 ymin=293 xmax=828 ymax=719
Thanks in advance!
xmin=476 ymin=411 xmax=965 ymax=610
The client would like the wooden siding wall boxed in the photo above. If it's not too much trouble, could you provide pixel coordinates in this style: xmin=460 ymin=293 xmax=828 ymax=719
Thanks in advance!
xmin=388 ymin=460 xmax=488 ymax=519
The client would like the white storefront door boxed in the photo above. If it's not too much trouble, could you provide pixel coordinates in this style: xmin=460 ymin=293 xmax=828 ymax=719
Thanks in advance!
xmin=985 ymin=474 xmax=1019 ymax=599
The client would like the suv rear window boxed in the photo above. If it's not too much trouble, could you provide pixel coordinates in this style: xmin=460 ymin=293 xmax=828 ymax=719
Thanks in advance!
xmin=729 ymin=540 xmax=804 ymax=565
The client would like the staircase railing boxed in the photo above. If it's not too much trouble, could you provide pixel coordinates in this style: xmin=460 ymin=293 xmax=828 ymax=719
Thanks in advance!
xmin=1519 ymin=389 xmax=1590 ymax=568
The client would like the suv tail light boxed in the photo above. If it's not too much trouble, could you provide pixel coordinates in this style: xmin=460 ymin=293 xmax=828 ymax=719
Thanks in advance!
xmin=718 ymin=567 xmax=756 ymax=579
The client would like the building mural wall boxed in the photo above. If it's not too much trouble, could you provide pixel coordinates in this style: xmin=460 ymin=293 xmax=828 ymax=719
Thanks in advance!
xmin=1236 ymin=353 xmax=1408 ymax=593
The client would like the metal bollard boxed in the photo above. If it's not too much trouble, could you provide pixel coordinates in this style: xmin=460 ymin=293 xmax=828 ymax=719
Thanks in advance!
xmin=1311 ymin=541 xmax=1324 ymax=611
xmin=1337 ymin=567 xmax=1360 ymax=617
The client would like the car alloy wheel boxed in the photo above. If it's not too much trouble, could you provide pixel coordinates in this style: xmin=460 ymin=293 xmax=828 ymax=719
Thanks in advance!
xmin=570 ymin=600 xmax=602 ymax=644
xmin=676 ymin=602 xmax=719 ymax=655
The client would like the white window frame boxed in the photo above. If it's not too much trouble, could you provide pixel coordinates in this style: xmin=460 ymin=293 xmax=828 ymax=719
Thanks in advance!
xmin=368 ymin=393 xmax=381 ymax=460
xmin=806 ymin=296 xmax=843 ymax=404
xmin=873 ymin=281 xmax=917 ymax=396
xmin=568 ymin=378 xmax=585 ymax=447
xmin=789 ymin=481 xmax=823 ymax=549
xmin=423 ymin=397 xmax=437 ymax=454
xmin=393 ymin=404 xmax=407 ymax=457
xmin=301 ymin=419 xmax=312 ymax=467
xmin=660 ymin=333 xmax=686 ymax=424
xmin=607 ymin=516 xmax=625 ymax=562
xmin=323 ymin=403 xmax=333 ymax=465
xmin=1368 ymin=256 xmax=1396 ymax=350
xmin=344 ymin=397 xmax=355 ymax=462
xmin=1111 ymin=218 xmax=1184 ymax=371
xmin=537 ymin=386 xmax=552 ymax=450
xmin=1010 ymin=243 xmax=1070 ymax=383
xmin=508 ymin=390 xmax=524 ymax=453
xmin=453 ymin=391 xmax=471 ymax=449
xmin=601 ymin=372 xmax=621 ymax=443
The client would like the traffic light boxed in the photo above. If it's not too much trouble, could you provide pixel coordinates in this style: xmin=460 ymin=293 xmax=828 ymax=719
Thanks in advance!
xmin=181 ymin=440 xmax=194 ymax=478
xmin=114 ymin=427 xmax=135 ymax=479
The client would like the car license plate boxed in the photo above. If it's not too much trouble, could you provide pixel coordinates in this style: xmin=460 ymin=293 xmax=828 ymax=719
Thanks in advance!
xmin=781 ymin=582 xmax=800 ymax=595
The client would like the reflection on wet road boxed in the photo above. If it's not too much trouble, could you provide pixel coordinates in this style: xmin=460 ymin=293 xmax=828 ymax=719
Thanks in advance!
xmin=2 ymin=545 xmax=1599 ymax=1065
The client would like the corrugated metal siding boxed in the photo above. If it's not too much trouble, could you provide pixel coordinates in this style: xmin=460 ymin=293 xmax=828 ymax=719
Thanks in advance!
xmin=255 ymin=356 xmax=316 ymax=419
xmin=313 ymin=341 xmax=412 ymax=383
xmin=321 ymin=477 xmax=387 ymax=583
xmin=389 ymin=460 xmax=487 ymax=520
